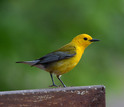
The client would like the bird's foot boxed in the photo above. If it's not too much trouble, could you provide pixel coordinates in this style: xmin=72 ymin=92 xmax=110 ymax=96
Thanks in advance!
xmin=61 ymin=85 xmax=66 ymax=87
xmin=58 ymin=85 xmax=66 ymax=88
xmin=49 ymin=84 xmax=58 ymax=87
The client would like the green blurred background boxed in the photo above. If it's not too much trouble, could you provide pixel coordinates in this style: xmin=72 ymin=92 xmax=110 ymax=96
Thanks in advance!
xmin=0 ymin=0 xmax=124 ymax=106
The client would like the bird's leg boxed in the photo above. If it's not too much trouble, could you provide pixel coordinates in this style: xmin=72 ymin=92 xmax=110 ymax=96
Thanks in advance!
xmin=57 ymin=75 xmax=66 ymax=87
xmin=49 ymin=73 xmax=58 ymax=87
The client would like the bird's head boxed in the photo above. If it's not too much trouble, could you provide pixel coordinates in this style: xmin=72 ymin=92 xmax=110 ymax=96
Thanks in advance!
xmin=72 ymin=34 xmax=100 ymax=48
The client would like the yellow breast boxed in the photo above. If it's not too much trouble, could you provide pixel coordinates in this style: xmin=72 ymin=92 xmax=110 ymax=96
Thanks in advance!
xmin=46 ymin=46 xmax=84 ymax=75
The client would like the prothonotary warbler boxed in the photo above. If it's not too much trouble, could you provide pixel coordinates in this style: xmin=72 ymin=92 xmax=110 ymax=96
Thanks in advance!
xmin=16 ymin=34 xmax=99 ymax=87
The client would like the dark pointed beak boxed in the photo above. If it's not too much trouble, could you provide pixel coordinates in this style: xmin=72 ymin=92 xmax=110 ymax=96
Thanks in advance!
xmin=90 ymin=38 xmax=100 ymax=42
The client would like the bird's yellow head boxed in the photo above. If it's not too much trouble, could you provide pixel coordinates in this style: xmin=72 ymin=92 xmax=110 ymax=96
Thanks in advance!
xmin=72 ymin=34 xmax=99 ymax=48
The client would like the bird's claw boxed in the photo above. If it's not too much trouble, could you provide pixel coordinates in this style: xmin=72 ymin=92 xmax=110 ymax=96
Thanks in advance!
xmin=49 ymin=84 xmax=58 ymax=87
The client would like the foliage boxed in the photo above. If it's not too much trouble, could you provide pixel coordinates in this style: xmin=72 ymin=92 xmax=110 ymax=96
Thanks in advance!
xmin=0 ymin=0 xmax=124 ymax=96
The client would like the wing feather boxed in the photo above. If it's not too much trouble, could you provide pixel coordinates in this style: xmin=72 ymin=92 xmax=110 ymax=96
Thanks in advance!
xmin=32 ymin=45 xmax=76 ymax=66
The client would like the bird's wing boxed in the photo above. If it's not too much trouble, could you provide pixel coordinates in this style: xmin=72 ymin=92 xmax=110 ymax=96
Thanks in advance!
xmin=33 ymin=46 xmax=76 ymax=65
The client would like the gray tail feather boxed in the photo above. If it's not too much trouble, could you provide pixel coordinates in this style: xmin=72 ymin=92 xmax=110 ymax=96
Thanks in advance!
xmin=16 ymin=60 xmax=39 ymax=66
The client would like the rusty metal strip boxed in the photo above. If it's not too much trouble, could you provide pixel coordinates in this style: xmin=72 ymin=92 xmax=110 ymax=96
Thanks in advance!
xmin=0 ymin=85 xmax=105 ymax=107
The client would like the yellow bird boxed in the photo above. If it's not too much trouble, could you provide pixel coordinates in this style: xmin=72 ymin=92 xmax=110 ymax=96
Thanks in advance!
xmin=16 ymin=34 xmax=99 ymax=87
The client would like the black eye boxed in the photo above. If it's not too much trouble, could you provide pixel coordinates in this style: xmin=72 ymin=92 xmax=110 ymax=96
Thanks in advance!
xmin=84 ymin=37 xmax=87 ymax=40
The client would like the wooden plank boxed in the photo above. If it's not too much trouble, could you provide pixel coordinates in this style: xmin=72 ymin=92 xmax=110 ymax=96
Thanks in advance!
xmin=0 ymin=85 xmax=105 ymax=107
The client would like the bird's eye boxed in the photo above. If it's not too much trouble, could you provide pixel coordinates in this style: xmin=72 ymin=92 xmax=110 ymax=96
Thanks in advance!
xmin=84 ymin=37 xmax=87 ymax=40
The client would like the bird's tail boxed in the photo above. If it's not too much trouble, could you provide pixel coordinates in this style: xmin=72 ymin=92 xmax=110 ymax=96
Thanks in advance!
xmin=16 ymin=60 xmax=45 ymax=70
xmin=16 ymin=60 xmax=39 ymax=66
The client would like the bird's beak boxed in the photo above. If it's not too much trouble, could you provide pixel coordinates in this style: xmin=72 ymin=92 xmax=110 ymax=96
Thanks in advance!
xmin=90 ymin=38 xmax=100 ymax=42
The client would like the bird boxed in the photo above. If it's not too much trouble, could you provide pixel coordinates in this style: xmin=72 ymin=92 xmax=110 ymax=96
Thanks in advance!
xmin=16 ymin=34 xmax=99 ymax=87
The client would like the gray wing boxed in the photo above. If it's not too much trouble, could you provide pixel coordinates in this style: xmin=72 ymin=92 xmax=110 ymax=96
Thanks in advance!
xmin=33 ymin=51 xmax=76 ymax=66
